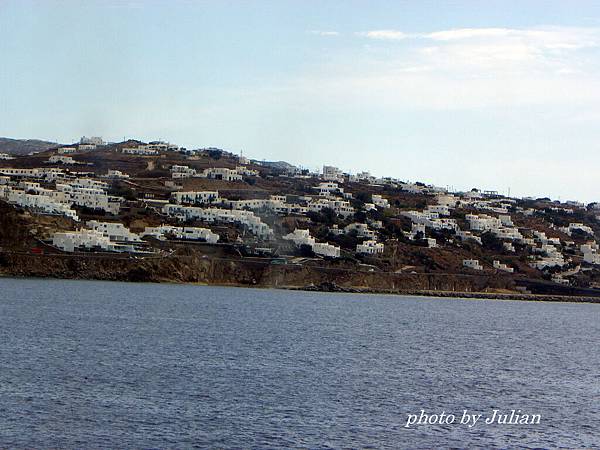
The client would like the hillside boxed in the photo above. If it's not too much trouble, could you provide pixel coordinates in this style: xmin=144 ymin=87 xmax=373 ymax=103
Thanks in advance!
xmin=0 ymin=137 xmax=599 ymax=299
xmin=0 ymin=137 xmax=60 ymax=155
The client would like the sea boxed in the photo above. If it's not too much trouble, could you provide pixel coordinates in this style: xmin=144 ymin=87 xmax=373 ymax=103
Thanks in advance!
xmin=0 ymin=277 xmax=598 ymax=449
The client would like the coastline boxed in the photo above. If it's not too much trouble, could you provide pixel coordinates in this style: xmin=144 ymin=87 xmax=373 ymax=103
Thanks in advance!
xmin=2 ymin=271 xmax=599 ymax=304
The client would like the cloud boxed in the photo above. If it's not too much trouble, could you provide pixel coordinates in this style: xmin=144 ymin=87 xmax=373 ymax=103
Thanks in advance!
xmin=424 ymin=27 xmax=516 ymax=41
xmin=355 ymin=30 xmax=408 ymax=40
xmin=272 ymin=26 xmax=600 ymax=113
xmin=351 ymin=26 xmax=600 ymax=77
xmin=308 ymin=30 xmax=340 ymax=36
xmin=356 ymin=26 xmax=600 ymax=50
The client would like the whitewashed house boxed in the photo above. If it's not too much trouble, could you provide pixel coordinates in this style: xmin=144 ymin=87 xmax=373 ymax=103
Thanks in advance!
xmin=87 ymin=220 xmax=141 ymax=242
xmin=102 ymin=170 xmax=130 ymax=179
xmin=560 ymin=223 xmax=594 ymax=236
xmin=204 ymin=167 xmax=243 ymax=181
xmin=48 ymin=155 xmax=76 ymax=165
xmin=57 ymin=146 xmax=77 ymax=154
xmin=80 ymin=136 xmax=104 ymax=146
xmin=283 ymin=229 xmax=340 ymax=258
xmin=344 ymin=223 xmax=376 ymax=239
xmin=53 ymin=229 xmax=121 ymax=253
xmin=171 ymin=165 xmax=197 ymax=178
xmin=315 ymin=182 xmax=343 ymax=197
xmin=322 ymin=165 xmax=344 ymax=183
xmin=356 ymin=240 xmax=384 ymax=255
xmin=371 ymin=194 xmax=389 ymax=209
xmin=235 ymin=166 xmax=259 ymax=177
xmin=463 ymin=259 xmax=483 ymax=270
xmin=493 ymin=260 xmax=514 ymax=273
xmin=172 ymin=191 xmax=219 ymax=205
xmin=122 ymin=145 xmax=158 ymax=155
xmin=162 ymin=204 xmax=273 ymax=239
xmin=142 ymin=225 xmax=219 ymax=243
xmin=308 ymin=198 xmax=354 ymax=217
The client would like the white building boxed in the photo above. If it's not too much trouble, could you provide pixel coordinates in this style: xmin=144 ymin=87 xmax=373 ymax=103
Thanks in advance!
xmin=59 ymin=186 xmax=122 ymax=215
xmin=171 ymin=165 xmax=197 ymax=178
xmin=0 ymin=152 xmax=14 ymax=160
xmin=371 ymin=194 xmax=389 ymax=209
xmin=348 ymin=171 xmax=375 ymax=183
xmin=308 ymin=198 xmax=354 ymax=217
xmin=52 ymin=225 xmax=147 ymax=253
xmin=86 ymin=220 xmax=141 ymax=242
xmin=426 ymin=204 xmax=450 ymax=216
xmin=560 ymin=223 xmax=595 ymax=236
xmin=204 ymin=167 xmax=243 ymax=181
xmin=315 ymin=182 xmax=343 ymax=197
xmin=322 ymin=165 xmax=344 ymax=183
xmin=492 ymin=227 xmax=523 ymax=241
xmin=162 ymin=204 xmax=273 ymax=239
xmin=48 ymin=155 xmax=76 ymax=165
xmin=172 ymin=191 xmax=219 ymax=205
xmin=57 ymin=146 xmax=77 ymax=154
xmin=402 ymin=210 xmax=457 ymax=232
xmin=102 ymin=170 xmax=130 ymax=179
xmin=582 ymin=242 xmax=600 ymax=265
xmin=344 ymin=222 xmax=376 ymax=239
xmin=235 ymin=166 xmax=259 ymax=177
xmin=52 ymin=229 xmax=130 ymax=253
xmin=530 ymin=244 xmax=566 ymax=269
xmin=584 ymin=252 xmax=600 ymax=265
xmin=283 ymin=229 xmax=340 ymax=258
xmin=466 ymin=214 xmax=502 ymax=231
xmin=0 ymin=168 xmax=62 ymax=179
xmin=463 ymin=259 xmax=483 ymax=270
xmin=122 ymin=146 xmax=158 ymax=155
xmin=147 ymin=141 xmax=179 ymax=152
xmin=142 ymin=225 xmax=219 ymax=243
xmin=499 ymin=215 xmax=514 ymax=227
xmin=356 ymin=240 xmax=384 ymax=255
xmin=80 ymin=136 xmax=104 ymax=146
xmin=1 ymin=187 xmax=79 ymax=220
xmin=427 ymin=238 xmax=438 ymax=248
xmin=455 ymin=229 xmax=482 ymax=245
xmin=493 ymin=260 xmax=514 ymax=273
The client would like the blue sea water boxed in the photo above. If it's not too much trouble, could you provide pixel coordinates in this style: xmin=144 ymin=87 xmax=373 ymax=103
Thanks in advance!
xmin=0 ymin=277 xmax=598 ymax=449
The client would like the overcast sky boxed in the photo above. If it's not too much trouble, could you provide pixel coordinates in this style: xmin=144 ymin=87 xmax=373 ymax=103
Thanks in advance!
xmin=1 ymin=0 xmax=599 ymax=202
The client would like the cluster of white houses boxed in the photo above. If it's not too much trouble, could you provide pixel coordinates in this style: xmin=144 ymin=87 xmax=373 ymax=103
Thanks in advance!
xmin=122 ymin=141 xmax=179 ymax=155
xmin=57 ymin=136 xmax=106 ymax=154
xmin=53 ymin=221 xmax=143 ymax=253
xmin=52 ymin=220 xmax=219 ymax=253
xmin=48 ymin=155 xmax=78 ymax=165
xmin=283 ymin=229 xmax=340 ymax=258
xmin=582 ymin=242 xmax=600 ymax=264
xmin=142 ymin=225 xmax=219 ymax=244
xmin=168 ymin=184 xmax=357 ymax=218
xmin=0 ymin=168 xmax=122 ymax=219
xmin=170 ymin=164 xmax=258 ymax=181
xmin=1 ymin=155 xmax=598 ymax=274
xmin=397 ymin=191 xmax=600 ymax=272
xmin=162 ymin=204 xmax=274 ymax=239
xmin=0 ymin=182 xmax=80 ymax=220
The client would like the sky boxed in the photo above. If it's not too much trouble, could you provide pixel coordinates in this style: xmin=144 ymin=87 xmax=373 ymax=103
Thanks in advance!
xmin=1 ymin=0 xmax=599 ymax=202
